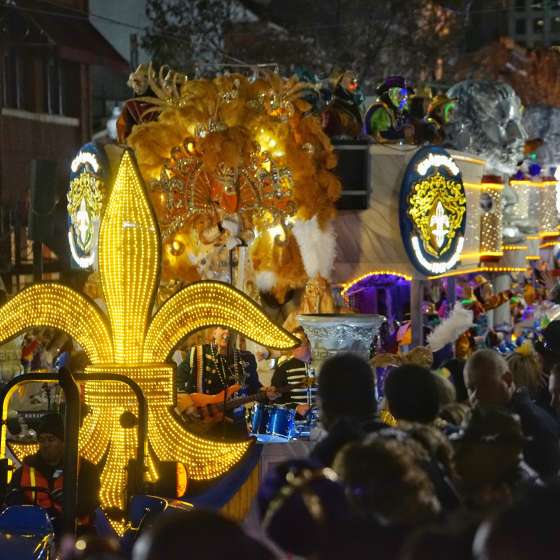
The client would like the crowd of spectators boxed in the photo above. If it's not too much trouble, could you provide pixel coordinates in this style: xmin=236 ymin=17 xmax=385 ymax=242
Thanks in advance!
xmin=46 ymin=321 xmax=560 ymax=559
xmin=248 ymin=323 xmax=560 ymax=559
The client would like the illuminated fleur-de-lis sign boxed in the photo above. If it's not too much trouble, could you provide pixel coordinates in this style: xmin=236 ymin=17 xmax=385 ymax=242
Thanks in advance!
xmin=0 ymin=149 xmax=297 ymax=531
xmin=430 ymin=201 xmax=450 ymax=249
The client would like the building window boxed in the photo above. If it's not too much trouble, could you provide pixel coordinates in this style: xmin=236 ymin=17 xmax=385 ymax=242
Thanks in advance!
xmin=44 ymin=57 xmax=61 ymax=115
xmin=2 ymin=49 xmax=78 ymax=116
xmin=59 ymin=60 xmax=81 ymax=119
xmin=552 ymin=15 xmax=560 ymax=32
xmin=531 ymin=1 xmax=543 ymax=10
xmin=2 ymin=49 xmax=22 ymax=109
xmin=19 ymin=51 xmax=36 ymax=113
xmin=552 ymin=1 xmax=560 ymax=9
xmin=533 ymin=17 xmax=545 ymax=32
xmin=516 ymin=18 xmax=527 ymax=34
xmin=3 ymin=47 xmax=55 ymax=113
xmin=515 ymin=0 xmax=526 ymax=11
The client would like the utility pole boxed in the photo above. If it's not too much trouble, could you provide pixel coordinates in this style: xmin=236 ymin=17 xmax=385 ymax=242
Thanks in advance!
xmin=130 ymin=33 xmax=139 ymax=70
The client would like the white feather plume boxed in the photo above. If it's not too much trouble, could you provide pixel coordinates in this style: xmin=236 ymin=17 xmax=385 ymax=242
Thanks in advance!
xmin=427 ymin=302 xmax=474 ymax=352
xmin=255 ymin=271 xmax=277 ymax=293
xmin=292 ymin=217 xmax=336 ymax=279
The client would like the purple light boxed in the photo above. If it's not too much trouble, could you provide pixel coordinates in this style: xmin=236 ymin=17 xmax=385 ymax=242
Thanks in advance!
xmin=347 ymin=273 xmax=411 ymax=296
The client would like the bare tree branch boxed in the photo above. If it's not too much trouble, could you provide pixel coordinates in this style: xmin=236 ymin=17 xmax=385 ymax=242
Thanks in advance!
xmin=143 ymin=0 xmax=461 ymax=87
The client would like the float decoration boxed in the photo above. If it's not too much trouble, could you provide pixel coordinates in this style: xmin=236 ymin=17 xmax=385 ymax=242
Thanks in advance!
xmin=124 ymin=65 xmax=341 ymax=293
xmin=479 ymin=175 xmax=504 ymax=258
xmin=150 ymin=136 xmax=296 ymax=243
xmin=445 ymin=80 xmax=526 ymax=175
xmin=68 ymin=144 xmax=108 ymax=269
xmin=400 ymin=147 xmax=467 ymax=276
xmin=0 ymin=150 xmax=297 ymax=532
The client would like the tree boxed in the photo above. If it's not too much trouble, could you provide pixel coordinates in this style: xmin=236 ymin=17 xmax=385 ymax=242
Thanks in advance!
xmin=307 ymin=0 xmax=459 ymax=89
xmin=142 ymin=0 xmax=251 ymax=73
xmin=142 ymin=0 xmax=465 ymax=90
xmin=240 ymin=0 xmax=464 ymax=88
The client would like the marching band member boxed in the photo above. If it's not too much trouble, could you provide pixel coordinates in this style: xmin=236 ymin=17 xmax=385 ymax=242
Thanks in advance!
xmin=271 ymin=327 xmax=316 ymax=418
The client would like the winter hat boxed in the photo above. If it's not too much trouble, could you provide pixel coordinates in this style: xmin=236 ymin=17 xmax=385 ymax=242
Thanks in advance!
xmin=37 ymin=413 xmax=64 ymax=441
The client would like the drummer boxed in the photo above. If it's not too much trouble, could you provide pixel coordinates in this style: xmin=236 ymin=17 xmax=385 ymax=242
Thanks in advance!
xmin=270 ymin=327 xmax=316 ymax=418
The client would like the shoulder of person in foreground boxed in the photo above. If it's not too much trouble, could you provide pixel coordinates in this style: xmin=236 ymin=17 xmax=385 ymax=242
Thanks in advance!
xmin=511 ymin=388 xmax=560 ymax=436
xmin=310 ymin=415 xmax=386 ymax=467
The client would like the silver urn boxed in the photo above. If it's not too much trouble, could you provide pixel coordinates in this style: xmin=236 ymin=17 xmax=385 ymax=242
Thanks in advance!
xmin=297 ymin=313 xmax=385 ymax=372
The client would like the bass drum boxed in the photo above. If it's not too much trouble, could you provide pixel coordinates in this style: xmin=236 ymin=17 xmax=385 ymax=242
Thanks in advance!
xmin=267 ymin=406 xmax=296 ymax=439
xmin=250 ymin=403 xmax=273 ymax=435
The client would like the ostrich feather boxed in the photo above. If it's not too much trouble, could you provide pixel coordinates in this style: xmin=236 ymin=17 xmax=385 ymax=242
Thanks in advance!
xmin=255 ymin=271 xmax=277 ymax=293
xmin=292 ymin=217 xmax=336 ymax=279
xmin=427 ymin=303 xmax=474 ymax=352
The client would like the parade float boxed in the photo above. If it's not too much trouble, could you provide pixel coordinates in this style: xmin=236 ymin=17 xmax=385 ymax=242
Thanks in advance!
xmin=70 ymin=66 xmax=552 ymax=354
xmin=340 ymin=76 xmax=560 ymax=348
xmin=0 ymin=64 xmax=389 ymax=534
xmin=0 ymin=147 xmax=299 ymax=532
xmin=3 ymin=57 xmax=560 ymax=539
xmin=64 ymin=65 xmax=560 ymax=380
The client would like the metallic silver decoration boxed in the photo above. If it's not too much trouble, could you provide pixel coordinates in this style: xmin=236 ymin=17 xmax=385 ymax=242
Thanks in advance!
xmin=445 ymin=81 xmax=527 ymax=175
xmin=523 ymin=106 xmax=560 ymax=166
xmin=297 ymin=313 xmax=385 ymax=372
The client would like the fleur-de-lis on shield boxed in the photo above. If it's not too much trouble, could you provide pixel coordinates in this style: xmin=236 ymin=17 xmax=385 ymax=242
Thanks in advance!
xmin=0 ymin=149 xmax=297 ymax=527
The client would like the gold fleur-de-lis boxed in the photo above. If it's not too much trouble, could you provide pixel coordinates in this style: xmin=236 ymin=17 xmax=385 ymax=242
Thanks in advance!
xmin=0 ymin=149 xmax=296 ymax=530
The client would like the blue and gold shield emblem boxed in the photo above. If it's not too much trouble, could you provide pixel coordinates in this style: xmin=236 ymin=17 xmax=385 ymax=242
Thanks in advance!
xmin=68 ymin=143 xmax=107 ymax=269
xmin=400 ymin=147 xmax=467 ymax=275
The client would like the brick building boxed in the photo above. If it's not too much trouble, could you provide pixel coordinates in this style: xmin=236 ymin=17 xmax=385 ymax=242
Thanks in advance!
xmin=0 ymin=0 xmax=127 ymax=290
xmin=508 ymin=0 xmax=560 ymax=47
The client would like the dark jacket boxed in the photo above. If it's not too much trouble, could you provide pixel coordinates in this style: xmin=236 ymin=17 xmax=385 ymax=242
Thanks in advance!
xmin=534 ymin=384 xmax=558 ymax=420
xmin=177 ymin=346 xmax=261 ymax=395
xmin=310 ymin=415 xmax=387 ymax=467
xmin=509 ymin=388 xmax=560 ymax=479
xmin=271 ymin=357 xmax=316 ymax=407
xmin=7 ymin=453 xmax=100 ymax=519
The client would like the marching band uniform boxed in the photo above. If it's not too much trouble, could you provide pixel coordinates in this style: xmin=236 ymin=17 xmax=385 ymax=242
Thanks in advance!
xmin=177 ymin=344 xmax=260 ymax=396
xmin=176 ymin=342 xmax=261 ymax=438
xmin=271 ymin=357 xmax=317 ymax=409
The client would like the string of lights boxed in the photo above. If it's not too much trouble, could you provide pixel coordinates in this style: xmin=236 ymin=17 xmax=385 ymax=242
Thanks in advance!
xmin=0 ymin=149 xmax=298 ymax=532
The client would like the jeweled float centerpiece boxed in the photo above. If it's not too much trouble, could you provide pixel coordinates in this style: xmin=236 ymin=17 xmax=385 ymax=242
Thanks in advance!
xmin=297 ymin=314 xmax=385 ymax=371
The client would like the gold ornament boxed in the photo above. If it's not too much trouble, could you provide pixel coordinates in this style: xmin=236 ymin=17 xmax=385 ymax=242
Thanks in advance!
xmin=67 ymin=168 xmax=105 ymax=268
xmin=408 ymin=173 xmax=466 ymax=258
xmin=129 ymin=62 xmax=188 ymax=107
xmin=126 ymin=68 xmax=341 ymax=286
xmin=0 ymin=149 xmax=297 ymax=532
